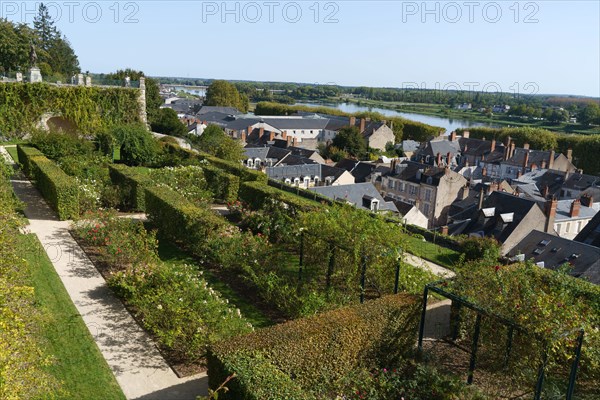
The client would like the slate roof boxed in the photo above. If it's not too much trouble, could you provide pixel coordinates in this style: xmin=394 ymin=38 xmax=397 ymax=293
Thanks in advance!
xmin=447 ymin=191 xmax=541 ymax=242
xmin=423 ymin=139 xmax=461 ymax=158
xmin=401 ymin=140 xmax=421 ymax=153
xmin=387 ymin=161 xmax=457 ymax=187
xmin=197 ymin=106 xmax=240 ymax=115
xmin=197 ymin=111 xmax=234 ymax=125
xmin=263 ymin=118 xmax=329 ymax=130
xmin=554 ymin=199 xmax=598 ymax=222
xmin=574 ymin=211 xmax=600 ymax=247
xmin=562 ymin=172 xmax=600 ymax=191
xmin=503 ymin=148 xmax=556 ymax=168
xmin=266 ymin=163 xmax=347 ymax=181
xmin=458 ymin=137 xmax=501 ymax=157
xmin=507 ymin=230 xmax=600 ymax=284
xmin=335 ymin=159 xmax=376 ymax=183
xmin=384 ymin=196 xmax=417 ymax=216
xmin=310 ymin=183 xmax=398 ymax=213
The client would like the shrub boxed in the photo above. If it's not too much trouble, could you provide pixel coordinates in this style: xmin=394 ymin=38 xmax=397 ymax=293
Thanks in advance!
xmin=144 ymin=185 xmax=230 ymax=256
xmin=109 ymin=262 xmax=253 ymax=362
xmin=30 ymin=130 xmax=94 ymax=161
xmin=203 ymin=164 xmax=239 ymax=203
xmin=208 ymin=294 xmax=421 ymax=398
xmin=17 ymin=145 xmax=79 ymax=220
xmin=198 ymin=151 xmax=268 ymax=183
xmin=149 ymin=165 xmax=213 ymax=205
xmin=460 ymin=236 xmax=501 ymax=262
xmin=108 ymin=164 xmax=153 ymax=211
xmin=238 ymin=181 xmax=321 ymax=212
xmin=112 ymin=124 xmax=161 ymax=166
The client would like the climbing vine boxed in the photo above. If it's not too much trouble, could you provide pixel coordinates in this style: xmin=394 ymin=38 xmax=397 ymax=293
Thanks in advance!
xmin=0 ymin=82 xmax=142 ymax=137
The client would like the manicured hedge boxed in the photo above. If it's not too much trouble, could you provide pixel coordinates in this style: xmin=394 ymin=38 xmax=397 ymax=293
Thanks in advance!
xmin=197 ymin=151 xmax=268 ymax=184
xmin=203 ymin=164 xmax=240 ymax=203
xmin=238 ymin=181 xmax=323 ymax=212
xmin=145 ymin=185 xmax=229 ymax=254
xmin=108 ymin=164 xmax=153 ymax=211
xmin=17 ymin=145 xmax=79 ymax=220
xmin=208 ymin=294 xmax=421 ymax=399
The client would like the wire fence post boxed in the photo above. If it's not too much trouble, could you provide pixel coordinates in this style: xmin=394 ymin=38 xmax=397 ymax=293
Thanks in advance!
xmin=467 ymin=314 xmax=482 ymax=385
xmin=298 ymin=231 xmax=304 ymax=282
xmin=326 ymin=242 xmax=335 ymax=295
xmin=533 ymin=346 xmax=549 ymax=400
xmin=566 ymin=330 xmax=585 ymax=400
xmin=417 ymin=285 xmax=430 ymax=355
xmin=360 ymin=254 xmax=367 ymax=304
xmin=503 ymin=326 xmax=514 ymax=368
xmin=394 ymin=259 xmax=401 ymax=294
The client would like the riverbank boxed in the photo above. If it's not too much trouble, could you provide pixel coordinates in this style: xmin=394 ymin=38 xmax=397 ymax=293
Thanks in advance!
xmin=321 ymin=97 xmax=600 ymax=135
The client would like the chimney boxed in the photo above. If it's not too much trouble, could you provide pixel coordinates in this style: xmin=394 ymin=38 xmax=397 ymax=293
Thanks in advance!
xmin=282 ymin=131 xmax=287 ymax=140
xmin=436 ymin=152 xmax=442 ymax=166
xmin=269 ymin=131 xmax=275 ymax=141
xmin=490 ymin=139 xmax=496 ymax=153
xmin=581 ymin=195 xmax=594 ymax=208
xmin=447 ymin=152 xmax=452 ymax=166
xmin=478 ymin=188 xmax=485 ymax=210
xmin=510 ymin=142 xmax=516 ymax=159
xmin=441 ymin=226 xmax=449 ymax=235
xmin=349 ymin=116 xmax=356 ymax=127
xmin=247 ymin=125 xmax=253 ymax=136
xmin=504 ymin=146 xmax=510 ymax=161
xmin=463 ymin=131 xmax=470 ymax=139
xmin=287 ymin=136 xmax=293 ymax=146
xmin=542 ymin=185 xmax=549 ymax=199
xmin=462 ymin=185 xmax=470 ymax=200
xmin=259 ymin=126 xmax=265 ymax=138
xmin=523 ymin=143 xmax=530 ymax=150
xmin=523 ymin=150 xmax=530 ymax=170
xmin=545 ymin=198 xmax=558 ymax=233
xmin=360 ymin=118 xmax=366 ymax=133
xmin=450 ymin=131 xmax=456 ymax=142
xmin=567 ymin=148 xmax=573 ymax=162
xmin=548 ymin=150 xmax=555 ymax=170
xmin=241 ymin=131 xmax=247 ymax=143
xmin=517 ymin=170 xmax=523 ymax=179
xmin=293 ymin=137 xmax=298 ymax=147
xmin=570 ymin=199 xmax=581 ymax=217
xmin=482 ymin=167 xmax=487 ymax=177
xmin=541 ymin=159 xmax=547 ymax=169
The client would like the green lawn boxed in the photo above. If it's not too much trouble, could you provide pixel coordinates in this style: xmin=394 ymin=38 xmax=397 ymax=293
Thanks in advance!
xmin=21 ymin=233 xmax=125 ymax=400
xmin=157 ymin=239 xmax=274 ymax=328
xmin=5 ymin=145 xmax=18 ymax=163
xmin=403 ymin=234 xmax=461 ymax=270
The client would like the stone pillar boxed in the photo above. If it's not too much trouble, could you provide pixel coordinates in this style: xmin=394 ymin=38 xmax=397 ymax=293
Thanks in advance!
xmin=15 ymin=72 xmax=23 ymax=82
xmin=29 ymin=67 xmax=42 ymax=83
xmin=85 ymin=76 xmax=92 ymax=87
xmin=138 ymin=77 xmax=148 ymax=127
xmin=77 ymin=73 xmax=84 ymax=85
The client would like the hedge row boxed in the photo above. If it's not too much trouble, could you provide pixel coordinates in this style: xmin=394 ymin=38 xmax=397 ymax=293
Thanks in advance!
xmin=17 ymin=145 xmax=79 ymax=220
xmin=239 ymin=181 xmax=323 ymax=212
xmin=203 ymin=164 xmax=240 ymax=203
xmin=208 ymin=294 xmax=421 ymax=399
xmin=108 ymin=164 xmax=153 ymax=211
xmin=145 ymin=185 xmax=229 ymax=254
xmin=268 ymin=178 xmax=334 ymax=205
xmin=197 ymin=151 xmax=268 ymax=184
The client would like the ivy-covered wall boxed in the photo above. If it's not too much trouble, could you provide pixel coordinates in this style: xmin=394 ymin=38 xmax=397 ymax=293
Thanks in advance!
xmin=0 ymin=82 xmax=142 ymax=137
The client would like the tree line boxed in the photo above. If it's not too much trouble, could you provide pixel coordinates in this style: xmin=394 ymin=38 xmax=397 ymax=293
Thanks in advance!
xmin=0 ymin=4 xmax=79 ymax=80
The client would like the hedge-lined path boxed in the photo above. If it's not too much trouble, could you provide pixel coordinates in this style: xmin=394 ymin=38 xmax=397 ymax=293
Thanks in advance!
xmin=0 ymin=146 xmax=208 ymax=400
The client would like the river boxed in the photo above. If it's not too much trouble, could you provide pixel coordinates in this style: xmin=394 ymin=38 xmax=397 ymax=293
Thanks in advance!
xmin=295 ymin=101 xmax=499 ymax=132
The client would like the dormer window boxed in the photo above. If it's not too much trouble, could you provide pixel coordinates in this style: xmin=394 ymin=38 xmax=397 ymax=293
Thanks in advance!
xmin=303 ymin=177 xmax=311 ymax=188
xmin=294 ymin=177 xmax=301 ymax=186
xmin=284 ymin=178 xmax=292 ymax=185
xmin=247 ymin=159 xmax=254 ymax=168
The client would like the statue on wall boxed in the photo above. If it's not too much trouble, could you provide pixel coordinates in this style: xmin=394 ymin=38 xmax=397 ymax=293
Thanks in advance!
xmin=30 ymin=43 xmax=38 ymax=66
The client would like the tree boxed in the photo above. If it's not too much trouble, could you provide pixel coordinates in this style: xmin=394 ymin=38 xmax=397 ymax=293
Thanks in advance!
xmin=33 ymin=3 xmax=58 ymax=51
xmin=151 ymin=108 xmax=187 ymax=136
xmin=331 ymin=126 xmax=367 ymax=158
xmin=0 ymin=20 xmax=35 ymax=73
xmin=195 ymin=125 xmax=244 ymax=162
xmin=205 ymin=80 xmax=249 ymax=113
xmin=578 ymin=103 xmax=600 ymax=126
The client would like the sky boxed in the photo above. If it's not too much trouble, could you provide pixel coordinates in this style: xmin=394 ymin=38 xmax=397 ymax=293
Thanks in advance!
xmin=3 ymin=1 xmax=600 ymax=97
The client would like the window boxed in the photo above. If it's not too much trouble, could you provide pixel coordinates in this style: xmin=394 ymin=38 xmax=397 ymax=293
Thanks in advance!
xmin=400 ymin=182 xmax=406 ymax=192
xmin=370 ymin=200 xmax=380 ymax=212
xmin=293 ymin=178 xmax=300 ymax=186
xmin=303 ymin=177 xmax=311 ymax=188
xmin=409 ymin=185 xmax=417 ymax=195
xmin=388 ymin=179 xmax=394 ymax=189
xmin=577 ymin=221 xmax=583 ymax=233
xmin=555 ymin=223 xmax=561 ymax=234
xmin=247 ymin=159 xmax=254 ymax=168
xmin=423 ymin=203 xmax=430 ymax=215
xmin=424 ymin=189 xmax=431 ymax=201
xmin=565 ymin=222 xmax=571 ymax=233
xmin=284 ymin=178 xmax=291 ymax=185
